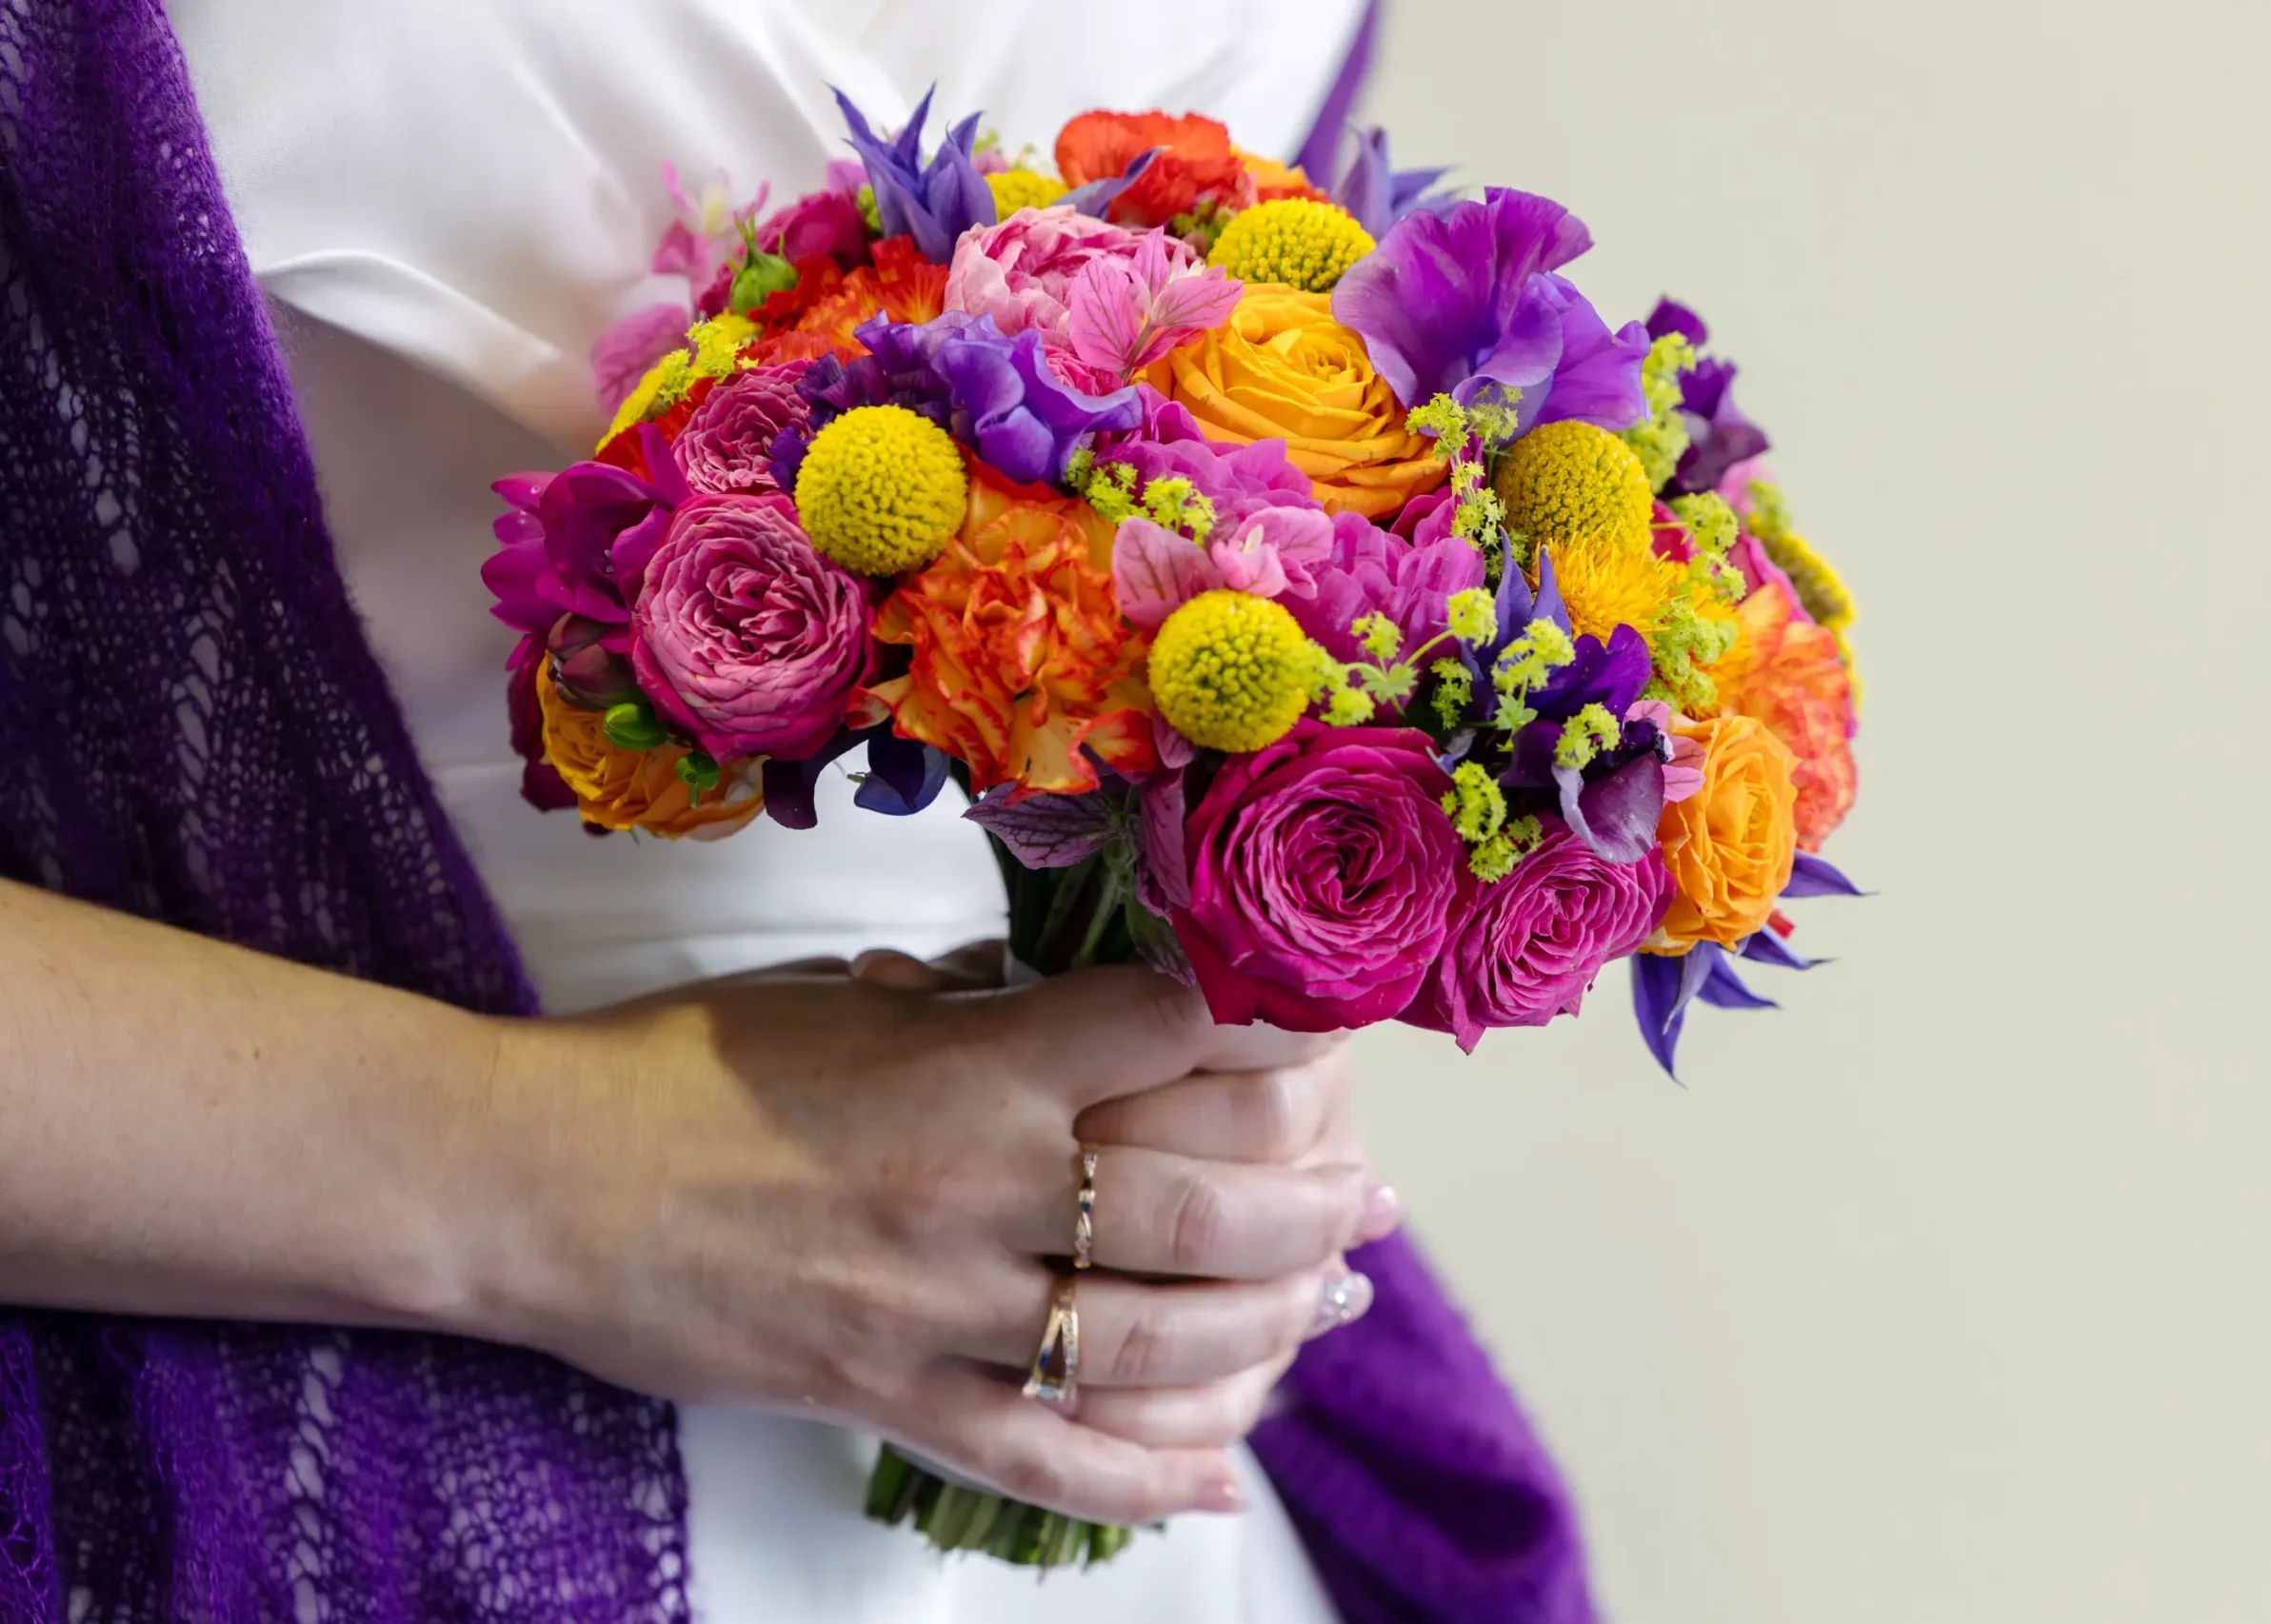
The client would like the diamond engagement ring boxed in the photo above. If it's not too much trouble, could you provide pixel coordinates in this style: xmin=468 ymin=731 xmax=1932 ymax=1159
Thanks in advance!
xmin=1021 ymin=1275 xmax=1081 ymax=1407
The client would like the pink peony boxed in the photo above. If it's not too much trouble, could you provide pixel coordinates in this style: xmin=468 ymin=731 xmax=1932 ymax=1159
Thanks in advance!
xmin=673 ymin=366 xmax=811 ymax=497
xmin=629 ymin=494 xmax=877 ymax=762
xmin=1406 ymin=820 xmax=1674 ymax=1052
xmin=946 ymin=207 xmax=1197 ymax=345
xmin=1173 ymin=722 xmax=1464 ymax=1032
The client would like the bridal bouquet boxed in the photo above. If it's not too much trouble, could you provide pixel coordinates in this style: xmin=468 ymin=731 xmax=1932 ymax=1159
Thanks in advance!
xmin=486 ymin=91 xmax=1864 ymax=1565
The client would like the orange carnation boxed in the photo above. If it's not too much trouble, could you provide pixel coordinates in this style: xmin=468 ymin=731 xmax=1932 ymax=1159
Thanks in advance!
xmin=537 ymin=666 xmax=763 ymax=840
xmin=787 ymin=236 xmax=948 ymax=357
xmin=1716 ymin=581 xmax=1857 ymax=851
xmin=1147 ymin=285 xmax=1446 ymax=519
xmin=865 ymin=462 xmax=1157 ymax=797
xmin=1055 ymin=110 xmax=1255 ymax=228
xmin=1648 ymin=714 xmax=1799 ymax=955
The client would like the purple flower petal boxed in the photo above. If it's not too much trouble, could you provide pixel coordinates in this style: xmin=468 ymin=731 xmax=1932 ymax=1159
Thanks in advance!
xmin=1697 ymin=953 xmax=1779 ymax=1011
xmin=1527 ymin=279 xmax=1652 ymax=432
xmin=1741 ymin=929 xmax=1817 ymax=971
xmin=1062 ymin=148 xmax=1160 ymax=219
xmin=1630 ymin=951 xmax=1693 ymax=1078
xmin=1646 ymin=297 xmax=1709 ymax=347
xmin=1782 ymin=851 xmax=1865 ymax=899
xmin=1552 ymin=752 xmax=1665 ymax=866
xmin=833 ymin=85 xmax=994 ymax=264
xmin=857 ymin=733 xmax=949 ymax=816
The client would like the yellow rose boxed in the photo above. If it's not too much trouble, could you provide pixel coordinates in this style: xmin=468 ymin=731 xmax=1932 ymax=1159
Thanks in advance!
xmin=537 ymin=667 xmax=763 ymax=840
xmin=1648 ymin=714 xmax=1799 ymax=954
xmin=1147 ymin=285 xmax=1446 ymax=520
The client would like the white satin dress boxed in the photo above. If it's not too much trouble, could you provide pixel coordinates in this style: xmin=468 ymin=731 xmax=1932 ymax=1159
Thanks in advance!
xmin=172 ymin=2 xmax=1363 ymax=1618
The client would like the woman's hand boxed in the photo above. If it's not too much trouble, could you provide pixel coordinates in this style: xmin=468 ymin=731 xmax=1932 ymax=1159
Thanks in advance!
xmin=847 ymin=945 xmax=1395 ymax=1456
xmin=466 ymin=964 xmax=1374 ymax=1525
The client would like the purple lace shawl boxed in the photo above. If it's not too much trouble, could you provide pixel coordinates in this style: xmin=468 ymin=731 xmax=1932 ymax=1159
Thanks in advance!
xmin=0 ymin=4 xmax=1596 ymax=1619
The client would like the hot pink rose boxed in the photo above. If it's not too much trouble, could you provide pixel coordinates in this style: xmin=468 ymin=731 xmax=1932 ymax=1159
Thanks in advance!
xmin=673 ymin=366 xmax=811 ymax=497
xmin=629 ymin=494 xmax=876 ymax=762
xmin=1173 ymin=722 xmax=1464 ymax=1032
xmin=946 ymin=206 xmax=1198 ymax=345
xmin=1406 ymin=820 xmax=1674 ymax=1052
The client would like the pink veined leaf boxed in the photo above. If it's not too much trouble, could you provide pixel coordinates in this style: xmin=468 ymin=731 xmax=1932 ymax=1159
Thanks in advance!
xmin=1066 ymin=258 xmax=1149 ymax=378
xmin=1112 ymin=519 xmax=1225 ymax=628
xmin=965 ymin=788 xmax=1118 ymax=869
xmin=1067 ymin=231 xmax=1245 ymax=383
xmin=1211 ymin=505 xmax=1335 ymax=598
xmin=1147 ymin=269 xmax=1243 ymax=337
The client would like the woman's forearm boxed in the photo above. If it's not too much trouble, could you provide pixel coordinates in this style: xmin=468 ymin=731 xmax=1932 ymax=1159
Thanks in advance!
xmin=0 ymin=876 xmax=508 ymax=1332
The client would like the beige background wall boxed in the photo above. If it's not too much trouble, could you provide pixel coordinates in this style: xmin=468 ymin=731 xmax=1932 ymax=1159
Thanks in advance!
xmin=1349 ymin=3 xmax=2271 ymax=1621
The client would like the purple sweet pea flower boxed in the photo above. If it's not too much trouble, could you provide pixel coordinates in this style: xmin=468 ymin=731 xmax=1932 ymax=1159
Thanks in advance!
xmin=772 ymin=310 xmax=1143 ymax=490
xmin=484 ymin=430 xmax=687 ymax=647
xmin=932 ymin=322 xmax=1145 ymax=485
xmin=1333 ymin=188 xmax=1650 ymax=428
xmin=833 ymin=86 xmax=995 ymax=265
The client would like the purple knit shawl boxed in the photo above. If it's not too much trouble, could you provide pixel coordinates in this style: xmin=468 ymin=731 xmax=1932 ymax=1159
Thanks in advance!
xmin=0 ymin=4 xmax=1595 ymax=1619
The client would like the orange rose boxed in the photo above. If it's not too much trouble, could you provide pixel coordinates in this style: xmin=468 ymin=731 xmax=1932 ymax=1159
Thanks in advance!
xmin=1236 ymin=149 xmax=1330 ymax=204
xmin=1055 ymin=110 xmax=1254 ymax=227
xmin=865 ymin=462 xmax=1156 ymax=797
xmin=1717 ymin=581 xmax=1857 ymax=851
xmin=1146 ymin=286 xmax=1446 ymax=520
xmin=537 ymin=666 xmax=763 ymax=839
xmin=1648 ymin=714 xmax=1799 ymax=955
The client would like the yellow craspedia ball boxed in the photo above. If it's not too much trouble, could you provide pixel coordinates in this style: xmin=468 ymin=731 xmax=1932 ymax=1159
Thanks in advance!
xmin=1206 ymin=199 xmax=1376 ymax=293
xmin=794 ymin=406 xmax=968 ymax=577
xmin=988 ymin=168 xmax=1069 ymax=215
xmin=1491 ymin=421 xmax=1656 ymax=555
xmin=1149 ymin=590 xmax=1318 ymax=754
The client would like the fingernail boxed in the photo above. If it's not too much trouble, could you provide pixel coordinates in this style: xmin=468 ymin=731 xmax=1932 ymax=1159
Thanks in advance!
xmin=1309 ymin=1270 xmax=1375 ymax=1338
xmin=1197 ymin=1472 xmax=1249 ymax=1515
xmin=1359 ymin=1183 xmax=1403 ymax=1242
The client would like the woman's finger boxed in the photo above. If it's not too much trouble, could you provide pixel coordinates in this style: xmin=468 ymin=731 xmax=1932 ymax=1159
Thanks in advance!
xmin=1003 ymin=1145 xmax=1366 ymax=1278
xmin=985 ymin=966 xmax=1342 ymax=1110
xmin=1075 ymin=1056 xmax=1345 ymax=1165
xmin=848 ymin=941 xmax=1005 ymax=992
xmin=960 ymin=1262 xmax=1366 ymax=1389
xmin=1069 ymin=1362 xmax=1286 ymax=1450
xmin=906 ymin=1365 xmax=1248 ymax=1524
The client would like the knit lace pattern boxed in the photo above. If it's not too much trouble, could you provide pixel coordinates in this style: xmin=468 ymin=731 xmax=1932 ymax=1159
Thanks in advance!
xmin=0 ymin=2 xmax=687 ymax=1615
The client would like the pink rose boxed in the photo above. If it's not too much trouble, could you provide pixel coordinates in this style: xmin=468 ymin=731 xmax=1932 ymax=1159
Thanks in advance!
xmin=673 ymin=366 xmax=811 ymax=497
xmin=1173 ymin=722 xmax=1464 ymax=1032
xmin=629 ymin=494 xmax=877 ymax=762
xmin=946 ymin=207 xmax=1198 ymax=345
xmin=1406 ymin=820 xmax=1674 ymax=1052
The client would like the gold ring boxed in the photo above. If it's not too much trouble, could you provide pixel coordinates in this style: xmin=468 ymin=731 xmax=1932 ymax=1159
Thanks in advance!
xmin=1073 ymin=1148 xmax=1098 ymax=1271
xmin=1021 ymin=1275 xmax=1080 ymax=1406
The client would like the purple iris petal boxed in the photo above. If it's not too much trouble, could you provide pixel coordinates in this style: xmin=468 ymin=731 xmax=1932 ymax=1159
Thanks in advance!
xmin=1631 ymin=945 xmax=1723 ymax=1079
xmin=1697 ymin=953 xmax=1778 ymax=1011
xmin=833 ymin=86 xmax=995 ymax=264
xmin=1332 ymin=187 xmax=1591 ymax=408
xmin=1062 ymin=148 xmax=1160 ymax=219
xmin=1331 ymin=125 xmax=1456 ymax=240
xmin=1551 ymin=752 xmax=1665 ymax=866
xmin=1782 ymin=851 xmax=1866 ymax=899
xmin=1524 ymin=624 xmax=1652 ymax=723
xmin=761 ymin=727 xmax=867 ymax=830
xmin=1741 ymin=929 xmax=1817 ymax=971
xmin=934 ymin=325 xmax=1144 ymax=485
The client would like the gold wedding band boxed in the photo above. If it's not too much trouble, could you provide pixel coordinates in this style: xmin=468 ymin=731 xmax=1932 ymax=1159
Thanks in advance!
xmin=1073 ymin=1149 xmax=1098 ymax=1271
xmin=1022 ymin=1275 xmax=1081 ymax=1406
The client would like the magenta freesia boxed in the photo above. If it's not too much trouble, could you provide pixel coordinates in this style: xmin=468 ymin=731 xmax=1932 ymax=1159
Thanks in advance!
xmin=1174 ymin=722 xmax=1464 ymax=1032
xmin=629 ymin=493 xmax=877 ymax=762
xmin=1406 ymin=821 xmax=1674 ymax=1052
xmin=674 ymin=365 xmax=811 ymax=496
